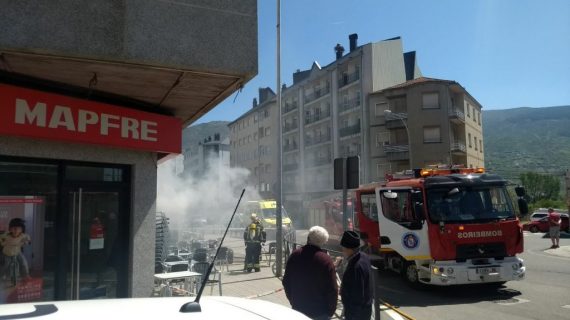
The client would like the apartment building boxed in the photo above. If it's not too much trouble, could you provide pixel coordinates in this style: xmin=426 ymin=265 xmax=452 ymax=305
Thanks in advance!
xmin=368 ymin=77 xmax=484 ymax=181
xmin=181 ymin=133 xmax=230 ymax=178
xmin=228 ymin=88 xmax=278 ymax=199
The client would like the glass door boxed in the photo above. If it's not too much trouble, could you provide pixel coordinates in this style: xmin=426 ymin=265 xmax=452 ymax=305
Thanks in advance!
xmin=66 ymin=188 xmax=124 ymax=300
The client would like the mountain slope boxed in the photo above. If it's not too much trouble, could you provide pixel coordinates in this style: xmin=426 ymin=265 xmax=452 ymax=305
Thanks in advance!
xmin=483 ymin=106 xmax=570 ymax=182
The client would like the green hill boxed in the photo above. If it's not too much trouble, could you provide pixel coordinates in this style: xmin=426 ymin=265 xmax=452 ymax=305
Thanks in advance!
xmin=483 ymin=106 xmax=570 ymax=182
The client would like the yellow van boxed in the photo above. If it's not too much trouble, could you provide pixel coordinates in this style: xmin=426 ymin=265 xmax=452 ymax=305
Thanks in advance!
xmin=244 ymin=200 xmax=292 ymax=228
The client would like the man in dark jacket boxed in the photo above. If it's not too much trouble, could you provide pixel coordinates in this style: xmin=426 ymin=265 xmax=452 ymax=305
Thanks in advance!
xmin=339 ymin=231 xmax=372 ymax=320
xmin=282 ymin=226 xmax=338 ymax=320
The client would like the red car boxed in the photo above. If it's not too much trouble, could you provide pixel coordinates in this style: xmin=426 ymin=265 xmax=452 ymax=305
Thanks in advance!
xmin=523 ymin=215 xmax=569 ymax=233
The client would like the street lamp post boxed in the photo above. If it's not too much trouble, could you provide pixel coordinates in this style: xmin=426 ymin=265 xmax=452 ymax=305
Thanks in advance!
xmin=384 ymin=109 xmax=412 ymax=170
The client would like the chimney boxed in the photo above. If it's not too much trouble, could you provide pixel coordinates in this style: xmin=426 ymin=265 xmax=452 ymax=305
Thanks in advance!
xmin=334 ymin=43 xmax=345 ymax=60
xmin=349 ymin=33 xmax=358 ymax=52
xmin=252 ymin=98 xmax=258 ymax=108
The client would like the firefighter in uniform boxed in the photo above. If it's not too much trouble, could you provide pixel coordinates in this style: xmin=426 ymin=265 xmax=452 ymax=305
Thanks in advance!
xmin=243 ymin=213 xmax=265 ymax=272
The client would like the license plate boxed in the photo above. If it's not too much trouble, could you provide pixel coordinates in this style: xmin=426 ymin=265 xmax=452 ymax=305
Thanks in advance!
xmin=476 ymin=267 xmax=498 ymax=274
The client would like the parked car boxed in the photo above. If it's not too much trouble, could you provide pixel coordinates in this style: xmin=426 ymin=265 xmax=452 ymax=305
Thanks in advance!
xmin=523 ymin=214 xmax=570 ymax=233
xmin=530 ymin=208 xmax=568 ymax=221
xmin=163 ymin=255 xmax=189 ymax=272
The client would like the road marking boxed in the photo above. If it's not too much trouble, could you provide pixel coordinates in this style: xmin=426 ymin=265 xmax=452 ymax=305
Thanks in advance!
xmin=496 ymin=297 xmax=530 ymax=305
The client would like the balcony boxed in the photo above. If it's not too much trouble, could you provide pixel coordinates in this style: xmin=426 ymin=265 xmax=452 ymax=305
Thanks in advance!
xmin=449 ymin=108 xmax=466 ymax=124
xmin=283 ymin=143 xmax=298 ymax=152
xmin=385 ymin=112 xmax=408 ymax=129
xmin=451 ymin=142 xmax=467 ymax=154
xmin=338 ymin=72 xmax=360 ymax=88
xmin=305 ymin=157 xmax=332 ymax=168
xmin=339 ymin=97 xmax=361 ymax=114
xmin=283 ymin=163 xmax=299 ymax=172
xmin=339 ymin=122 xmax=361 ymax=138
xmin=283 ymin=102 xmax=298 ymax=115
xmin=305 ymin=87 xmax=330 ymax=104
xmin=305 ymin=134 xmax=332 ymax=147
xmin=383 ymin=144 xmax=410 ymax=161
xmin=305 ymin=110 xmax=331 ymax=125
xmin=283 ymin=122 xmax=299 ymax=133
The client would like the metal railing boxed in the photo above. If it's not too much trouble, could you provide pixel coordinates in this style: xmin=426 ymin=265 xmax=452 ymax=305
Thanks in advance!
xmin=451 ymin=142 xmax=467 ymax=152
xmin=283 ymin=163 xmax=299 ymax=172
xmin=383 ymin=144 xmax=409 ymax=153
xmin=283 ymin=123 xmax=299 ymax=133
xmin=384 ymin=111 xmax=408 ymax=121
xmin=305 ymin=110 xmax=331 ymax=125
xmin=305 ymin=157 xmax=332 ymax=168
xmin=339 ymin=122 xmax=361 ymax=137
xmin=305 ymin=134 xmax=332 ymax=147
xmin=283 ymin=102 xmax=298 ymax=114
xmin=283 ymin=143 xmax=298 ymax=152
xmin=304 ymin=87 xmax=330 ymax=104
xmin=338 ymin=71 xmax=360 ymax=88
xmin=449 ymin=108 xmax=465 ymax=122
xmin=339 ymin=97 xmax=361 ymax=113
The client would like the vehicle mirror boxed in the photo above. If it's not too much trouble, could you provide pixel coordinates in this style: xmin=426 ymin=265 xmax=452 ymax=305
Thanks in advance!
xmin=382 ymin=191 xmax=398 ymax=199
xmin=514 ymin=186 xmax=526 ymax=197
xmin=518 ymin=198 xmax=529 ymax=216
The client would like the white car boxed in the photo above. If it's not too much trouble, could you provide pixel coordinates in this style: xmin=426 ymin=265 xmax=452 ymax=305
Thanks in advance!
xmin=0 ymin=296 xmax=309 ymax=320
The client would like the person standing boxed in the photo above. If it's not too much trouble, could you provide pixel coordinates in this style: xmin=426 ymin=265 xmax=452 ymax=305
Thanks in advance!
xmin=282 ymin=226 xmax=338 ymax=320
xmin=243 ymin=213 xmax=265 ymax=272
xmin=548 ymin=208 xmax=561 ymax=249
xmin=339 ymin=231 xmax=372 ymax=320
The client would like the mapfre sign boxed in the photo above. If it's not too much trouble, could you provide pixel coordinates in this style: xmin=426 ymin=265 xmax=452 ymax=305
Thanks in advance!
xmin=0 ymin=84 xmax=181 ymax=154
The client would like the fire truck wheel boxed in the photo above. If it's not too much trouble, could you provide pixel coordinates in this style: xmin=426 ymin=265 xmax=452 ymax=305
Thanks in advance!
xmin=402 ymin=262 xmax=419 ymax=285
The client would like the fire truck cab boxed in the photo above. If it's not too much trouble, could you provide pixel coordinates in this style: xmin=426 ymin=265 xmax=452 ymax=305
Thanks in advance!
xmin=355 ymin=166 xmax=527 ymax=286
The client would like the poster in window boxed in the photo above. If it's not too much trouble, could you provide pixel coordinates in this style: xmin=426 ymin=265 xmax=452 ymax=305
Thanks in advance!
xmin=0 ymin=196 xmax=45 ymax=303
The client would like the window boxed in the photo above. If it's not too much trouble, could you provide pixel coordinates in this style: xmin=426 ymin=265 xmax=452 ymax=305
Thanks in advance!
xmin=474 ymin=137 xmax=478 ymax=150
xmin=254 ymin=114 xmax=258 ymax=122
xmin=254 ymin=133 xmax=258 ymax=140
xmin=422 ymin=92 xmax=439 ymax=109
xmin=477 ymin=111 xmax=481 ymax=125
xmin=466 ymin=103 xmax=471 ymax=117
xmin=375 ymin=102 xmax=388 ymax=117
xmin=356 ymin=91 xmax=361 ymax=106
xmin=265 ymin=127 xmax=271 ymax=136
xmin=264 ymin=109 xmax=270 ymax=118
xmin=376 ymin=131 xmax=389 ymax=147
xmin=380 ymin=189 xmax=423 ymax=229
xmin=423 ymin=126 xmax=441 ymax=143
xmin=479 ymin=140 xmax=483 ymax=152
xmin=468 ymin=133 xmax=472 ymax=147
xmin=360 ymin=193 xmax=379 ymax=221
xmin=343 ymin=95 xmax=349 ymax=108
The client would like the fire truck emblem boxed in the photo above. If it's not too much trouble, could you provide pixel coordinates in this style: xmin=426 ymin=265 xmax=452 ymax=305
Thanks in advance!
xmin=402 ymin=232 xmax=420 ymax=250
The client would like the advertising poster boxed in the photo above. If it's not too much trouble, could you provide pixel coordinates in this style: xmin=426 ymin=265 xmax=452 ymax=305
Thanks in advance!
xmin=0 ymin=196 xmax=45 ymax=303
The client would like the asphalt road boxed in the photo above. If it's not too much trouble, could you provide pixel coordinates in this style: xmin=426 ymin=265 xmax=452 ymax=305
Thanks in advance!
xmin=376 ymin=231 xmax=570 ymax=320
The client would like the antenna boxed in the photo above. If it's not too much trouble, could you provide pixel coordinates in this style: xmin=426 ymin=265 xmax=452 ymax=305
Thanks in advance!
xmin=180 ymin=188 xmax=246 ymax=313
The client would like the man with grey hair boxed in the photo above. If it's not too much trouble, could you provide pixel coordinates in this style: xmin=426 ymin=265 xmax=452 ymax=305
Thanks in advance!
xmin=282 ymin=226 xmax=338 ymax=320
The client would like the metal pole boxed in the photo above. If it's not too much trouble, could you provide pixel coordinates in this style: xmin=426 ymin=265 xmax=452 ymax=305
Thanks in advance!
xmin=342 ymin=158 xmax=348 ymax=230
xmin=275 ymin=0 xmax=283 ymax=278
xmin=402 ymin=118 xmax=412 ymax=170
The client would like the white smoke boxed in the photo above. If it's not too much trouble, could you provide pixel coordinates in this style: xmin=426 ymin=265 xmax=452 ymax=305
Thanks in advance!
xmin=157 ymin=155 xmax=261 ymax=228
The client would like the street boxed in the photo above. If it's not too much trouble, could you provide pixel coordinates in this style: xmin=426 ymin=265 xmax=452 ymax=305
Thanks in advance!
xmin=375 ymin=231 xmax=570 ymax=320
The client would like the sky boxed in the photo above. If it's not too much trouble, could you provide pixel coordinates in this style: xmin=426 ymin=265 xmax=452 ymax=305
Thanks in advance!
xmin=195 ymin=0 xmax=570 ymax=125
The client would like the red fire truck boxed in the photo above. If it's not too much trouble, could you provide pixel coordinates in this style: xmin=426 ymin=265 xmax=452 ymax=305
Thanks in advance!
xmin=354 ymin=166 xmax=527 ymax=286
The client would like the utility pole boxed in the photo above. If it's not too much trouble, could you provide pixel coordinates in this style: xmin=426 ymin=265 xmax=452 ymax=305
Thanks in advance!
xmin=275 ymin=0 xmax=283 ymax=278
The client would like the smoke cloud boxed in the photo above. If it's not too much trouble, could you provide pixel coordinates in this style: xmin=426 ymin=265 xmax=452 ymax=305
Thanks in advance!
xmin=157 ymin=156 xmax=261 ymax=228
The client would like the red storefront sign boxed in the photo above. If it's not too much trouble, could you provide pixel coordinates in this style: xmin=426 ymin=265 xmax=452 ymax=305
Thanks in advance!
xmin=0 ymin=84 xmax=181 ymax=154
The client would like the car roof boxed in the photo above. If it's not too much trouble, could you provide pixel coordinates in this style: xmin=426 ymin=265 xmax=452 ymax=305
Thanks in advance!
xmin=0 ymin=297 xmax=309 ymax=320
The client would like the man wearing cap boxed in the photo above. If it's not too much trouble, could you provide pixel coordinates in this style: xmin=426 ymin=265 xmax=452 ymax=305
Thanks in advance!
xmin=339 ymin=231 xmax=372 ymax=320
xmin=282 ymin=226 xmax=338 ymax=320
xmin=243 ymin=213 xmax=265 ymax=272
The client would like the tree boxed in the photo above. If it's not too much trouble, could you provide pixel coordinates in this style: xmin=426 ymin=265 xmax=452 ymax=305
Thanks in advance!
xmin=519 ymin=172 xmax=560 ymax=202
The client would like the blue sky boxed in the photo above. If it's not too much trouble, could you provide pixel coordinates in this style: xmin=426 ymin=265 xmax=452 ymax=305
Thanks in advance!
xmin=196 ymin=0 xmax=570 ymax=125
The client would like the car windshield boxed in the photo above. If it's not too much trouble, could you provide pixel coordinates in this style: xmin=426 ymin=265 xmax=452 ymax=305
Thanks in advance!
xmin=427 ymin=186 xmax=515 ymax=223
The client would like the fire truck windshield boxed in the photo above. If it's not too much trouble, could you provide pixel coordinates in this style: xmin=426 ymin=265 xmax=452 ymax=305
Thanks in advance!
xmin=426 ymin=186 xmax=515 ymax=223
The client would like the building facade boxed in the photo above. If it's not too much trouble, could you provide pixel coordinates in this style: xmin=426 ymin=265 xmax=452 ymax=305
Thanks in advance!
xmin=182 ymin=134 xmax=230 ymax=178
xmin=0 ymin=0 xmax=257 ymax=304
xmin=368 ymin=77 xmax=485 ymax=181
xmin=229 ymin=88 xmax=278 ymax=199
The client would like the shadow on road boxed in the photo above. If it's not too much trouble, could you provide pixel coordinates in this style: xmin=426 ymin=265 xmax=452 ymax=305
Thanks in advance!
xmin=375 ymin=269 xmax=523 ymax=308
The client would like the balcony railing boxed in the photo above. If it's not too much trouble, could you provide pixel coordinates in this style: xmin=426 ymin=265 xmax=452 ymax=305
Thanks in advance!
xmin=283 ymin=163 xmax=299 ymax=172
xmin=304 ymin=87 xmax=330 ymax=104
xmin=283 ymin=122 xmax=299 ymax=133
xmin=338 ymin=71 xmax=360 ymax=88
xmin=305 ymin=157 xmax=332 ymax=168
xmin=383 ymin=144 xmax=409 ymax=161
xmin=449 ymin=108 xmax=465 ymax=123
xmin=305 ymin=110 xmax=331 ymax=125
xmin=451 ymin=142 xmax=467 ymax=153
xmin=305 ymin=134 xmax=332 ymax=147
xmin=339 ymin=97 xmax=361 ymax=113
xmin=283 ymin=143 xmax=298 ymax=152
xmin=283 ymin=102 xmax=298 ymax=114
xmin=339 ymin=122 xmax=361 ymax=137
xmin=341 ymin=150 xmax=360 ymax=158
